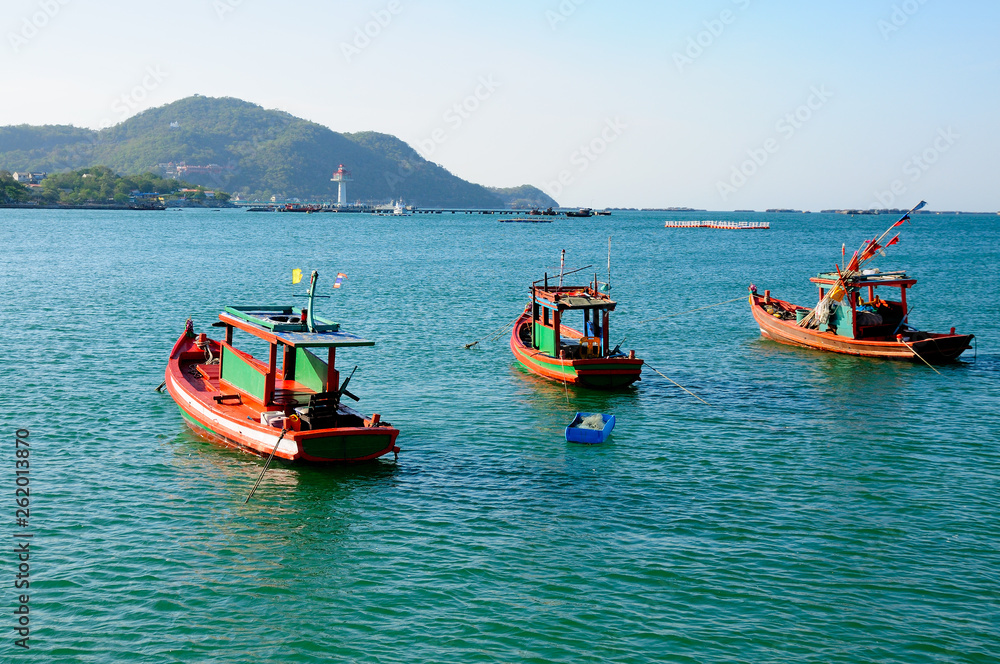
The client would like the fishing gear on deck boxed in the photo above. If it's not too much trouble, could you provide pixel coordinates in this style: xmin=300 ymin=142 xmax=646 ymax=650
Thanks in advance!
xmin=799 ymin=201 xmax=926 ymax=329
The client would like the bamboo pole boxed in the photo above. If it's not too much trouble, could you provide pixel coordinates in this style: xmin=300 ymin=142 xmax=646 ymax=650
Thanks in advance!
xmin=799 ymin=201 xmax=926 ymax=329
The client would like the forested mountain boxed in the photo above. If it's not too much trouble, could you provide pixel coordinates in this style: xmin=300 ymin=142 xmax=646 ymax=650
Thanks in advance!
xmin=0 ymin=96 xmax=558 ymax=208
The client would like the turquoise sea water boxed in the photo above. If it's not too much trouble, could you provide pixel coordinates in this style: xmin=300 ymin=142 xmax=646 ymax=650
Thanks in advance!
xmin=1 ymin=209 xmax=998 ymax=663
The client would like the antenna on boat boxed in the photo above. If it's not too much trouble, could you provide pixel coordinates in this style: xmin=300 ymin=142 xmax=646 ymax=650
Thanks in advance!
xmin=559 ymin=249 xmax=566 ymax=289
xmin=607 ymin=236 xmax=612 ymax=293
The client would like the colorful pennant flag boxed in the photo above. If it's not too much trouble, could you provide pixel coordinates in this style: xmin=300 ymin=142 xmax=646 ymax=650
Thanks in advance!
xmin=333 ymin=273 xmax=347 ymax=289
xmin=846 ymin=250 xmax=860 ymax=272
xmin=861 ymin=240 xmax=883 ymax=261
xmin=886 ymin=234 xmax=901 ymax=247
xmin=292 ymin=269 xmax=303 ymax=284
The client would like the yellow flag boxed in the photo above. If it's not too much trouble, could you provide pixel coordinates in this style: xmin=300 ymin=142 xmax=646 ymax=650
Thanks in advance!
xmin=292 ymin=269 xmax=302 ymax=284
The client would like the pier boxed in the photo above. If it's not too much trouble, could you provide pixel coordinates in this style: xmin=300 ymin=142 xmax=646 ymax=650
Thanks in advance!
xmin=231 ymin=201 xmax=607 ymax=217
xmin=664 ymin=220 xmax=770 ymax=230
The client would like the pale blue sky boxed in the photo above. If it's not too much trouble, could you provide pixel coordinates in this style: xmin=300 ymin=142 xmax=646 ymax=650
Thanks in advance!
xmin=2 ymin=0 xmax=997 ymax=210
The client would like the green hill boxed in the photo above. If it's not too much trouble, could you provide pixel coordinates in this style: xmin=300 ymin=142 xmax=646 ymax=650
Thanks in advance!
xmin=0 ymin=96 xmax=557 ymax=207
xmin=488 ymin=185 xmax=560 ymax=210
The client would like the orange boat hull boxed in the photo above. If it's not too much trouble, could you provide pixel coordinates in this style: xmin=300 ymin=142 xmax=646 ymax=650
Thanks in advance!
xmin=750 ymin=294 xmax=973 ymax=363
xmin=510 ymin=311 xmax=642 ymax=389
xmin=165 ymin=333 xmax=399 ymax=464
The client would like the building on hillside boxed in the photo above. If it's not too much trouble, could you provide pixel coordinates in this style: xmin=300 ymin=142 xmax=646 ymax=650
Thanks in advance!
xmin=179 ymin=188 xmax=216 ymax=199
xmin=160 ymin=162 xmax=233 ymax=180
xmin=12 ymin=172 xmax=47 ymax=184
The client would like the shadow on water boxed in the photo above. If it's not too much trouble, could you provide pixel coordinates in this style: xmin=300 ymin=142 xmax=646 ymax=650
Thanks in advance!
xmin=696 ymin=335 xmax=986 ymax=439
xmin=162 ymin=427 xmax=405 ymax=575
xmin=507 ymin=364 xmax=639 ymax=416
xmin=166 ymin=426 xmax=402 ymax=505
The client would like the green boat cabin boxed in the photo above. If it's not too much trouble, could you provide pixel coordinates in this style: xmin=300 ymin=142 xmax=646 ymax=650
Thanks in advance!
xmin=215 ymin=306 xmax=375 ymax=408
xmin=530 ymin=280 xmax=616 ymax=360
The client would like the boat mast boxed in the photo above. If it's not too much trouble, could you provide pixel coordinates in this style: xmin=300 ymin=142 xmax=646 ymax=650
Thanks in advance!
xmin=306 ymin=271 xmax=319 ymax=333
xmin=607 ymin=236 xmax=611 ymax=292
xmin=559 ymin=249 xmax=566 ymax=289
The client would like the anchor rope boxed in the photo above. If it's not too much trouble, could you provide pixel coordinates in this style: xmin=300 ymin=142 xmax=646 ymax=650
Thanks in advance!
xmin=643 ymin=362 xmax=710 ymax=405
xmin=899 ymin=339 xmax=942 ymax=375
xmin=464 ymin=311 xmax=525 ymax=349
xmin=245 ymin=428 xmax=289 ymax=505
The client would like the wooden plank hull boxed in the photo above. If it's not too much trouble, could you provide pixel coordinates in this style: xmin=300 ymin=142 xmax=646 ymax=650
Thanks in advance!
xmin=510 ymin=311 xmax=642 ymax=389
xmin=750 ymin=294 xmax=973 ymax=364
xmin=165 ymin=333 xmax=399 ymax=464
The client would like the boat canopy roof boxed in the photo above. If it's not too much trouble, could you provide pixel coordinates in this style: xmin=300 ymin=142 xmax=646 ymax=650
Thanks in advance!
xmin=220 ymin=307 xmax=375 ymax=349
xmin=810 ymin=270 xmax=916 ymax=289
xmin=556 ymin=294 xmax=616 ymax=310
xmin=533 ymin=287 xmax=617 ymax=311
xmin=224 ymin=306 xmax=340 ymax=332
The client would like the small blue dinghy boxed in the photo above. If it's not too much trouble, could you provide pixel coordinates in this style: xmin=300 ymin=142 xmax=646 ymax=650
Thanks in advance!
xmin=565 ymin=412 xmax=615 ymax=444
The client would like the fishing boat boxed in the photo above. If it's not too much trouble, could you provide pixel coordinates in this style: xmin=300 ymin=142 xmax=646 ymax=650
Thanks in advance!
xmin=750 ymin=202 xmax=974 ymax=364
xmin=510 ymin=257 xmax=642 ymax=389
xmin=528 ymin=207 xmax=559 ymax=216
xmin=164 ymin=272 xmax=400 ymax=463
xmin=280 ymin=204 xmax=323 ymax=213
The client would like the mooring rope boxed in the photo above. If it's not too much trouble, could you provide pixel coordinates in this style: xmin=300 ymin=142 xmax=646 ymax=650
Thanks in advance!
xmin=464 ymin=311 xmax=524 ymax=349
xmin=244 ymin=429 xmax=289 ymax=505
xmin=637 ymin=296 xmax=747 ymax=325
xmin=899 ymin=339 xmax=942 ymax=375
xmin=644 ymin=362 xmax=710 ymax=405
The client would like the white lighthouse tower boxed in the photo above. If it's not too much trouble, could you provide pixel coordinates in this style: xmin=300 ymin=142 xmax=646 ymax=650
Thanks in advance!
xmin=330 ymin=164 xmax=353 ymax=207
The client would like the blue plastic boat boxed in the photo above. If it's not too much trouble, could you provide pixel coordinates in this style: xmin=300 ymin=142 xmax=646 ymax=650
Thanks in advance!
xmin=565 ymin=413 xmax=615 ymax=444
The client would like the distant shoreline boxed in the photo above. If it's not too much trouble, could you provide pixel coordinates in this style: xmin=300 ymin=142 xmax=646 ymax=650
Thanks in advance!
xmin=2 ymin=204 xmax=997 ymax=215
xmin=0 ymin=202 xmax=233 ymax=211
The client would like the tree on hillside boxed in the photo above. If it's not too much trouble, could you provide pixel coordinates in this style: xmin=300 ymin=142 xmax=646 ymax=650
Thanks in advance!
xmin=37 ymin=166 xmax=227 ymax=204
xmin=0 ymin=171 xmax=31 ymax=204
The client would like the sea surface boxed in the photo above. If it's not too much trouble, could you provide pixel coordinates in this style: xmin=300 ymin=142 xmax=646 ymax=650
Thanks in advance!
xmin=1 ymin=209 xmax=998 ymax=663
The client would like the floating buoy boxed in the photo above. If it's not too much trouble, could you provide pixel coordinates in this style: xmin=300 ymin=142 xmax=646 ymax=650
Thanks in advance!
xmin=565 ymin=413 xmax=615 ymax=444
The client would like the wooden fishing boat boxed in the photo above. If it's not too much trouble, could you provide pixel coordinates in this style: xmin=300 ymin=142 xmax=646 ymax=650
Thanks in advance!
xmin=510 ymin=270 xmax=642 ymax=389
xmin=165 ymin=272 xmax=399 ymax=464
xmin=750 ymin=203 xmax=973 ymax=364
